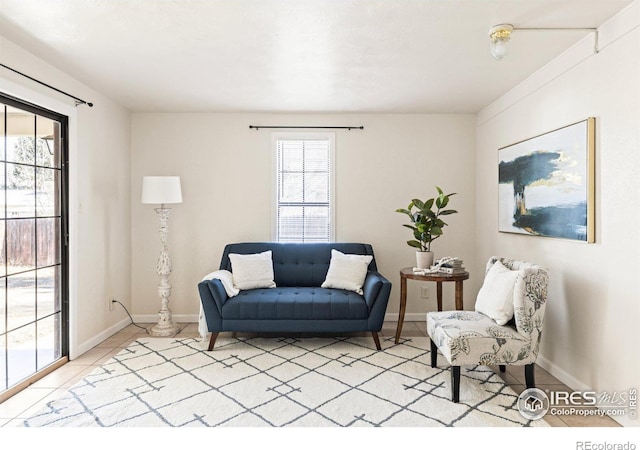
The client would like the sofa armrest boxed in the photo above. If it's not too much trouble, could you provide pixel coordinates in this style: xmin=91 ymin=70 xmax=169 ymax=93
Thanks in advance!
xmin=198 ymin=279 xmax=229 ymax=312
xmin=362 ymin=271 xmax=391 ymax=310
xmin=364 ymin=271 xmax=392 ymax=331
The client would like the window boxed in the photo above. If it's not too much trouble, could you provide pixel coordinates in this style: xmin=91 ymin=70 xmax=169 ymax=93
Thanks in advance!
xmin=273 ymin=132 xmax=335 ymax=242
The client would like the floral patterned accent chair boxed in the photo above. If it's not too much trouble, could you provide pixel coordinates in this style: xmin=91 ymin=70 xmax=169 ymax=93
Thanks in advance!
xmin=426 ymin=256 xmax=549 ymax=403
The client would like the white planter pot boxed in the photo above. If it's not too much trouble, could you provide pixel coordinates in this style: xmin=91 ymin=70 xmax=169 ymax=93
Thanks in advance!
xmin=416 ymin=251 xmax=434 ymax=269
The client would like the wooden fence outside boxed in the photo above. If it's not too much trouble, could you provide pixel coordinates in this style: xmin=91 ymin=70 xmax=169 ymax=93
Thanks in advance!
xmin=0 ymin=219 xmax=59 ymax=268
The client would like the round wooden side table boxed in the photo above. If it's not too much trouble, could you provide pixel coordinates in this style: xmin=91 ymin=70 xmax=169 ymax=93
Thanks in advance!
xmin=395 ymin=267 xmax=469 ymax=344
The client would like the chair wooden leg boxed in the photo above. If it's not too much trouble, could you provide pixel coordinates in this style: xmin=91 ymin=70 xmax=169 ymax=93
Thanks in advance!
xmin=499 ymin=365 xmax=506 ymax=373
xmin=430 ymin=339 xmax=438 ymax=368
xmin=207 ymin=332 xmax=219 ymax=351
xmin=525 ymin=363 xmax=535 ymax=388
xmin=372 ymin=332 xmax=381 ymax=350
xmin=451 ymin=366 xmax=460 ymax=403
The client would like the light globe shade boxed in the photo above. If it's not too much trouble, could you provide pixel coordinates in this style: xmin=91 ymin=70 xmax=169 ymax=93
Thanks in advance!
xmin=490 ymin=41 xmax=509 ymax=61
xmin=141 ymin=176 xmax=183 ymax=204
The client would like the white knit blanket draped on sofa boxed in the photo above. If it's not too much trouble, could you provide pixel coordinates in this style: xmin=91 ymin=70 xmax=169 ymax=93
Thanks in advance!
xmin=198 ymin=270 xmax=239 ymax=338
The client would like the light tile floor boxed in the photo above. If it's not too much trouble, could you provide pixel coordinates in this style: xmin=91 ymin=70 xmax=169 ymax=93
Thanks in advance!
xmin=0 ymin=321 xmax=622 ymax=428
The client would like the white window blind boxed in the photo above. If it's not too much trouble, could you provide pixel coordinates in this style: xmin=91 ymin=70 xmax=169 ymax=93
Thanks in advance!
xmin=273 ymin=133 xmax=335 ymax=242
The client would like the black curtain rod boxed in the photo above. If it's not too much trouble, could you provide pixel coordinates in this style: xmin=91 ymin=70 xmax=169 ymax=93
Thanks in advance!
xmin=0 ymin=62 xmax=93 ymax=107
xmin=250 ymin=125 xmax=363 ymax=130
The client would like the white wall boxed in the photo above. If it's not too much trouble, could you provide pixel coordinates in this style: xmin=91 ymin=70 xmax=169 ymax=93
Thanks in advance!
xmin=475 ymin=2 xmax=639 ymax=426
xmin=0 ymin=36 xmax=132 ymax=358
xmin=131 ymin=113 xmax=476 ymax=323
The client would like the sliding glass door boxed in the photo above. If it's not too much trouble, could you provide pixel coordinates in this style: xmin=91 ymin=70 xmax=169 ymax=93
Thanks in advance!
xmin=0 ymin=94 xmax=68 ymax=396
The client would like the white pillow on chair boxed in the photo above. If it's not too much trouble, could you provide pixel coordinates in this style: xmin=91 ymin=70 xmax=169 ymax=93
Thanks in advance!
xmin=229 ymin=251 xmax=276 ymax=290
xmin=321 ymin=249 xmax=373 ymax=295
xmin=474 ymin=260 xmax=521 ymax=325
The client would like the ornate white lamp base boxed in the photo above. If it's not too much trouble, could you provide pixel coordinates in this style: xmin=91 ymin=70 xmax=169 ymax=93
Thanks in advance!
xmin=147 ymin=206 xmax=181 ymax=338
xmin=147 ymin=321 xmax=181 ymax=337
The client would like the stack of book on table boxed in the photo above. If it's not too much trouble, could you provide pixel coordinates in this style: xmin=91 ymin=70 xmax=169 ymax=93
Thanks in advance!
xmin=432 ymin=258 xmax=466 ymax=274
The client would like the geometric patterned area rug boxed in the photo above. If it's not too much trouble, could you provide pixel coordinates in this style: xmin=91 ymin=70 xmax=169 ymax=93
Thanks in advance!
xmin=23 ymin=336 xmax=549 ymax=427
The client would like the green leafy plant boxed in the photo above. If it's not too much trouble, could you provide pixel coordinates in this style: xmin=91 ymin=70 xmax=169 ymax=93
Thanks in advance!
xmin=395 ymin=186 xmax=458 ymax=252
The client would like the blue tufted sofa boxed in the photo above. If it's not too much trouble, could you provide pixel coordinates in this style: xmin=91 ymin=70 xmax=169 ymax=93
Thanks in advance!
xmin=198 ymin=242 xmax=392 ymax=350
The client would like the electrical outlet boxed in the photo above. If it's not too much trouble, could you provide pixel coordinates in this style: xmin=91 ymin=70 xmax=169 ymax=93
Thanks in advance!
xmin=421 ymin=286 xmax=430 ymax=299
xmin=109 ymin=297 xmax=116 ymax=311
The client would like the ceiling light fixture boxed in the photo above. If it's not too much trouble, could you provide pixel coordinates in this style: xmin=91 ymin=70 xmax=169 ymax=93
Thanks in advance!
xmin=489 ymin=24 xmax=514 ymax=61
xmin=488 ymin=23 xmax=599 ymax=61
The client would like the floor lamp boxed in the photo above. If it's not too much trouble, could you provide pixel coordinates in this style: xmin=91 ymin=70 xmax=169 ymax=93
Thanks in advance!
xmin=141 ymin=176 xmax=183 ymax=337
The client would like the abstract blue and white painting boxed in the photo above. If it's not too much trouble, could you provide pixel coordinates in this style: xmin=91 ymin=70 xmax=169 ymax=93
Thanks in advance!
xmin=498 ymin=118 xmax=595 ymax=242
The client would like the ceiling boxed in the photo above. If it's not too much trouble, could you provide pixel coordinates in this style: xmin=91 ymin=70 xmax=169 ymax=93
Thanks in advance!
xmin=0 ymin=0 xmax=633 ymax=113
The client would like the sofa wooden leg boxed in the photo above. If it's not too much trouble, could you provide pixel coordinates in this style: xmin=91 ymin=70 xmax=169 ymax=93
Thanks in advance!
xmin=430 ymin=339 xmax=438 ymax=368
xmin=499 ymin=365 xmax=506 ymax=373
xmin=207 ymin=332 xmax=219 ymax=351
xmin=451 ymin=366 xmax=460 ymax=403
xmin=372 ymin=332 xmax=381 ymax=350
xmin=525 ymin=363 xmax=535 ymax=388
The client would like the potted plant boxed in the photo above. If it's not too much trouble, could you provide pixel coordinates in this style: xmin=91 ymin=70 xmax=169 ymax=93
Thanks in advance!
xmin=396 ymin=186 xmax=458 ymax=269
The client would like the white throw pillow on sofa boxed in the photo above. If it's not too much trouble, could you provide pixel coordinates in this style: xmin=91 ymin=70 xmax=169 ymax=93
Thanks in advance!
xmin=474 ymin=260 xmax=521 ymax=325
xmin=229 ymin=251 xmax=276 ymax=290
xmin=321 ymin=249 xmax=373 ymax=295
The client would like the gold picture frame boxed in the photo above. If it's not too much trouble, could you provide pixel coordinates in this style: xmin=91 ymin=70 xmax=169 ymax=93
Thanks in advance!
xmin=498 ymin=118 xmax=595 ymax=243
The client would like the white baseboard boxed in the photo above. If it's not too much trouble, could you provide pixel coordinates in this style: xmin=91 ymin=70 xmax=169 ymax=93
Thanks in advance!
xmin=536 ymin=354 xmax=633 ymax=427
xmin=536 ymin=354 xmax=592 ymax=393
xmin=73 ymin=317 xmax=131 ymax=359
xmin=133 ymin=313 xmax=427 ymax=324
xmin=384 ymin=313 xmax=426 ymax=322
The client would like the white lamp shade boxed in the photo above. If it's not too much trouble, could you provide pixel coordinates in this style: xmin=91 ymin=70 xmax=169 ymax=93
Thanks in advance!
xmin=141 ymin=176 xmax=183 ymax=204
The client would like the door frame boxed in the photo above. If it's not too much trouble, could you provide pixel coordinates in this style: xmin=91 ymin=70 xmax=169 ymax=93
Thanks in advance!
xmin=0 ymin=92 xmax=70 ymax=395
